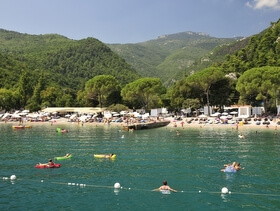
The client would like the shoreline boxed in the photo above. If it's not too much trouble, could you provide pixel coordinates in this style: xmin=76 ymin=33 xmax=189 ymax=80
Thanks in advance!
xmin=3 ymin=117 xmax=279 ymax=132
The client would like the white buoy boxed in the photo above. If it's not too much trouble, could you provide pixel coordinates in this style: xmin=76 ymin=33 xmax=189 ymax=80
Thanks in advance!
xmin=41 ymin=180 xmax=44 ymax=183
xmin=199 ymin=190 xmax=201 ymax=193
xmin=10 ymin=175 xmax=16 ymax=180
xmin=221 ymin=187 xmax=229 ymax=194
xmin=114 ymin=182 xmax=121 ymax=189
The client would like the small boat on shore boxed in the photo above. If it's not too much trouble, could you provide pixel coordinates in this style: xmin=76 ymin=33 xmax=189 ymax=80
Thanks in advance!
xmin=123 ymin=120 xmax=170 ymax=130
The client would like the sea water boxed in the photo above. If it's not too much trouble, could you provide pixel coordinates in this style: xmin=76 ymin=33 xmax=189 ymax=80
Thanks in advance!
xmin=0 ymin=123 xmax=280 ymax=210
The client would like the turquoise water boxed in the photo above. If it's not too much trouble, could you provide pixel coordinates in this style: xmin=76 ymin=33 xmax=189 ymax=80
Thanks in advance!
xmin=1 ymin=123 xmax=280 ymax=210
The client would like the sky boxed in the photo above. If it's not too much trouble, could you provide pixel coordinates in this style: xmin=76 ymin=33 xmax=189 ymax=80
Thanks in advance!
xmin=0 ymin=0 xmax=279 ymax=44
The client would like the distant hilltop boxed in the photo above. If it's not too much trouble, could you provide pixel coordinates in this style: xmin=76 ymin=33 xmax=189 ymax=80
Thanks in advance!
xmin=157 ymin=31 xmax=210 ymax=39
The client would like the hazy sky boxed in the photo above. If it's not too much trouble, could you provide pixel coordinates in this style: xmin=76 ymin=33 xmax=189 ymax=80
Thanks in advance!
xmin=0 ymin=0 xmax=279 ymax=43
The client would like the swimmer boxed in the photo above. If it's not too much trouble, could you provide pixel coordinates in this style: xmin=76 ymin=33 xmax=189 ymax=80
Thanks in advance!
xmin=104 ymin=154 xmax=115 ymax=158
xmin=38 ymin=159 xmax=55 ymax=167
xmin=221 ymin=162 xmax=242 ymax=172
xmin=153 ymin=180 xmax=177 ymax=192
xmin=64 ymin=153 xmax=71 ymax=158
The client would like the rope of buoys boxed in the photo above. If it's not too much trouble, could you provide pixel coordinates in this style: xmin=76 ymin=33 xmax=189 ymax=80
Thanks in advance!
xmin=2 ymin=176 xmax=280 ymax=197
xmin=2 ymin=175 xmax=16 ymax=181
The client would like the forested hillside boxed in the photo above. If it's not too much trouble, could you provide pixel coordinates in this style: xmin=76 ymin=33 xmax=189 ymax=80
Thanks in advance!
xmin=0 ymin=19 xmax=279 ymax=114
xmin=108 ymin=32 xmax=239 ymax=85
xmin=0 ymin=29 xmax=140 ymax=111
xmin=220 ymin=22 xmax=280 ymax=75
xmin=169 ymin=19 xmax=280 ymax=115
xmin=0 ymin=30 xmax=140 ymax=89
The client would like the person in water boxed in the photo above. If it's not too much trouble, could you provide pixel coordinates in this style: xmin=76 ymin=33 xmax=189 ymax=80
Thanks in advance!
xmin=39 ymin=159 xmax=55 ymax=167
xmin=104 ymin=153 xmax=114 ymax=158
xmin=221 ymin=162 xmax=241 ymax=172
xmin=64 ymin=153 xmax=71 ymax=158
xmin=153 ymin=180 xmax=178 ymax=192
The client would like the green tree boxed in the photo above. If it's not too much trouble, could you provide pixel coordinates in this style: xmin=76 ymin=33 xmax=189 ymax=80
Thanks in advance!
xmin=121 ymin=77 xmax=166 ymax=110
xmin=85 ymin=75 xmax=120 ymax=108
xmin=186 ymin=67 xmax=225 ymax=115
xmin=26 ymin=71 xmax=46 ymax=111
xmin=168 ymin=80 xmax=193 ymax=110
xmin=0 ymin=88 xmax=17 ymax=111
xmin=107 ymin=104 xmax=129 ymax=113
xmin=40 ymin=86 xmax=62 ymax=107
xmin=182 ymin=98 xmax=201 ymax=116
xmin=16 ymin=71 xmax=33 ymax=108
xmin=56 ymin=94 xmax=74 ymax=107
xmin=236 ymin=66 xmax=280 ymax=114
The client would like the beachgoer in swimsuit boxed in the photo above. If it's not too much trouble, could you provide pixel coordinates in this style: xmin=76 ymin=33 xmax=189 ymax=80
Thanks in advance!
xmin=221 ymin=162 xmax=241 ymax=172
xmin=104 ymin=153 xmax=114 ymax=158
xmin=153 ymin=180 xmax=177 ymax=192
xmin=39 ymin=159 xmax=55 ymax=167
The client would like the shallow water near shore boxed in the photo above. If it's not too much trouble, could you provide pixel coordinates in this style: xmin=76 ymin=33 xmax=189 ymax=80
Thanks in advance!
xmin=1 ymin=123 xmax=280 ymax=210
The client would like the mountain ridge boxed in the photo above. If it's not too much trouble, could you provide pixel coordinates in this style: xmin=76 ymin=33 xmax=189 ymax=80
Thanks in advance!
xmin=108 ymin=32 xmax=242 ymax=85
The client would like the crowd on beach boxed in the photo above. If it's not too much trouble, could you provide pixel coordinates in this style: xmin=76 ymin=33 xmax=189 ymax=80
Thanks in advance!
xmin=1 ymin=110 xmax=280 ymax=130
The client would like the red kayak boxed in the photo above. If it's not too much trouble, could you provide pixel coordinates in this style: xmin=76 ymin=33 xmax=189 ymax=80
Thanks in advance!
xmin=35 ymin=163 xmax=61 ymax=168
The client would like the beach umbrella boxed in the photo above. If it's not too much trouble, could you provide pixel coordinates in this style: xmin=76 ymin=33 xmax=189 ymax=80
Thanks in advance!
xmin=227 ymin=115 xmax=233 ymax=119
xmin=18 ymin=112 xmax=28 ymax=116
xmin=230 ymin=111 xmax=238 ymax=115
xmin=211 ymin=113 xmax=220 ymax=117
xmin=142 ymin=113 xmax=150 ymax=119
xmin=120 ymin=111 xmax=127 ymax=115
xmin=199 ymin=114 xmax=207 ymax=118
xmin=104 ymin=113 xmax=112 ymax=118
xmin=79 ymin=115 xmax=88 ymax=121
xmin=12 ymin=114 xmax=21 ymax=118
xmin=133 ymin=112 xmax=140 ymax=117
xmin=70 ymin=114 xmax=77 ymax=119
xmin=222 ymin=112 xmax=228 ymax=116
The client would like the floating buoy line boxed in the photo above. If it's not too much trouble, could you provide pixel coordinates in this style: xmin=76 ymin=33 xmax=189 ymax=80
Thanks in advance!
xmin=2 ymin=175 xmax=280 ymax=197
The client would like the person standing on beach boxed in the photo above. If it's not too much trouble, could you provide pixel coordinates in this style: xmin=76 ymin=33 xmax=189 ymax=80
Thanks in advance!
xmin=180 ymin=121 xmax=184 ymax=128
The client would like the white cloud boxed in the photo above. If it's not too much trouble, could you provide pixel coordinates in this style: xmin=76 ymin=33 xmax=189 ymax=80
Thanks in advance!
xmin=246 ymin=0 xmax=280 ymax=10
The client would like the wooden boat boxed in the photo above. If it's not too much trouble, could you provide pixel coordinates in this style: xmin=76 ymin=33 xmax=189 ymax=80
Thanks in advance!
xmin=123 ymin=120 xmax=170 ymax=130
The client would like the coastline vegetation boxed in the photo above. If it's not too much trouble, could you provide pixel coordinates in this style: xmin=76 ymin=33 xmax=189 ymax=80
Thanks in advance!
xmin=0 ymin=19 xmax=279 ymax=115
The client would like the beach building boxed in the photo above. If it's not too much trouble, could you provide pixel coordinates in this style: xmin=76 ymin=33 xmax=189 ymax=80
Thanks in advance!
xmin=238 ymin=106 xmax=251 ymax=118
xmin=150 ymin=108 xmax=168 ymax=117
